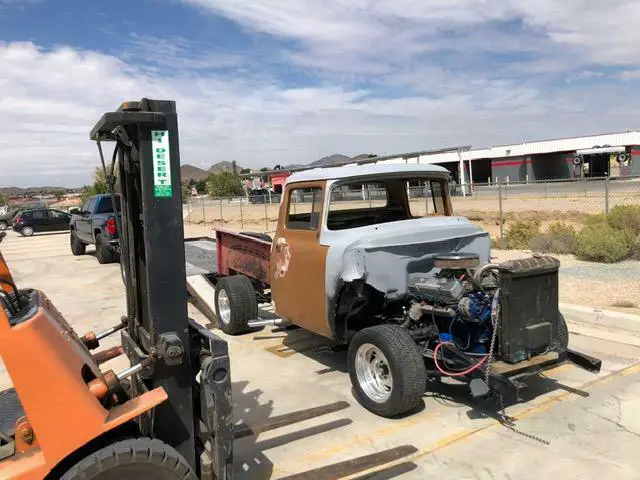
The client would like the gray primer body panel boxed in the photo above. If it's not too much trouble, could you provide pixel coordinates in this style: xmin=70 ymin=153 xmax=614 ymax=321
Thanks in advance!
xmin=321 ymin=216 xmax=490 ymax=303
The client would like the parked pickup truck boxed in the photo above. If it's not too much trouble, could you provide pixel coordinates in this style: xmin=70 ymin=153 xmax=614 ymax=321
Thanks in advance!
xmin=191 ymin=163 xmax=601 ymax=418
xmin=69 ymin=194 xmax=120 ymax=264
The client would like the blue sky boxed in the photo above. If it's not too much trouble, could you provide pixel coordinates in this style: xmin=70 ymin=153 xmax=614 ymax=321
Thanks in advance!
xmin=1 ymin=0 xmax=640 ymax=187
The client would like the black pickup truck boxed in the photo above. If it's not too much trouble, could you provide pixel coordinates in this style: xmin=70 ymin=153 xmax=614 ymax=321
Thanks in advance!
xmin=69 ymin=194 xmax=120 ymax=264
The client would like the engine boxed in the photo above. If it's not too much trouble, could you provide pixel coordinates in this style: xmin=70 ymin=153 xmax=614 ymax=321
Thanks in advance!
xmin=406 ymin=253 xmax=498 ymax=355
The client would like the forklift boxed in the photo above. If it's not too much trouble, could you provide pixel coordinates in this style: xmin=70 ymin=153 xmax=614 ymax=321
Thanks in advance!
xmin=0 ymin=99 xmax=356 ymax=479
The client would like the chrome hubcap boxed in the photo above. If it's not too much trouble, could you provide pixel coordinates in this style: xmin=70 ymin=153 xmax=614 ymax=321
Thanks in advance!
xmin=217 ymin=289 xmax=231 ymax=325
xmin=355 ymin=343 xmax=393 ymax=403
xmin=23 ymin=227 xmax=33 ymax=235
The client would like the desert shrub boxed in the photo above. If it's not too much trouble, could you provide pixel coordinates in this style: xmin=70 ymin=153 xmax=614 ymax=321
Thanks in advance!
xmin=575 ymin=223 xmax=631 ymax=263
xmin=530 ymin=222 xmax=577 ymax=254
xmin=629 ymin=234 xmax=640 ymax=260
xmin=584 ymin=212 xmax=607 ymax=227
xmin=503 ymin=220 xmax=540 ymax=250
xmin=607 ymin=205 xmax=640 ymax=236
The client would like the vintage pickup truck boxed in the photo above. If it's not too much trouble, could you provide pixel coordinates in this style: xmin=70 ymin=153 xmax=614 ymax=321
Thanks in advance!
xmin=189 ymin=163 xmax=601 ymax=418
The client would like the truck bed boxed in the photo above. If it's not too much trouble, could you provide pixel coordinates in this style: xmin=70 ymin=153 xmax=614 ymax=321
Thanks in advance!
xmin=184 ymin=231 xmax=272 ymax=323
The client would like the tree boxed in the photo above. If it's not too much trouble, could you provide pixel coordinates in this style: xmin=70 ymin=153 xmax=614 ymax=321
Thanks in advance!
xmin=195 ymin=179 xmax=206 ymax=193
xmin=81 ymin=165 xmax=117 ymax=202
xmin=0 ymin=193 xmax=7 ymax=206
xmin=181 ymin=182 xmax=190 ymax=203
xmin=206 ymin=172 xmax=245 ymax=198
xmin=240 ymin=168 xmax=251 ymax=175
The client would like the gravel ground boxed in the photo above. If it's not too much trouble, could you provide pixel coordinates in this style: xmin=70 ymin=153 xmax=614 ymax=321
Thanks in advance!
xmin=491 ymin=249 xmax=640 ymax=315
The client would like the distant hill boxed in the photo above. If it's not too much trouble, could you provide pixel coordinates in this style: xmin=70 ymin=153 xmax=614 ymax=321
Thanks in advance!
xmin=208 ymin=161 xmax=246 ymax=174
xmin=0 ymin=186 xmax=71 ymax=196
xmin=309 ymin=154 xmax=352 ymax=167
xmin=180 ymin=164 xmax=210 ymax=182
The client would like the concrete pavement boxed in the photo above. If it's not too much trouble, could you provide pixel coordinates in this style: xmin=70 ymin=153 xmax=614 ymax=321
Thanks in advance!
xmin=0 ymin=229 xmax=639 ymax=479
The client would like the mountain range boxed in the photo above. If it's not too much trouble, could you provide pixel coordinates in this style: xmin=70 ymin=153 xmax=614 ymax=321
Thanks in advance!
xmin=180 ymin=153 xmax=376 ymax=182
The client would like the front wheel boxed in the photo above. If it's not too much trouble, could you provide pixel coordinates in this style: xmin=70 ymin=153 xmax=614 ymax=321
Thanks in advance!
xmin=348 ymin=324 xmax=426 ymax=418
xmin=70 ymin=231 xmax=86 ymax=255
xmin=20 ymin=226 xmax=34 ymax=236
xmin=0 ymin=221 xmax=7 ymax=231
xmin=60 ymin=437 xmax=197 ymax=480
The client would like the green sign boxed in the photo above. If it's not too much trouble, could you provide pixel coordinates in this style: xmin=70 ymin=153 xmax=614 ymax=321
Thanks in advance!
xmin=151 ymin=130 xmax=172 ymax=198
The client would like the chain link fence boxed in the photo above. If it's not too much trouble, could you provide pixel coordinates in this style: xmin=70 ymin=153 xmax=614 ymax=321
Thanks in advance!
xmin=183 ymin=176 xmax=640 ymax=237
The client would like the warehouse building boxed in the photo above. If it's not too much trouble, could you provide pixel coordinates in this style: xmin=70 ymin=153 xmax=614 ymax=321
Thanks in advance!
xmin=375 ymin=130 xmax=640 ymax=192
xmin=253 ymin=130 xmax=640 ymax=197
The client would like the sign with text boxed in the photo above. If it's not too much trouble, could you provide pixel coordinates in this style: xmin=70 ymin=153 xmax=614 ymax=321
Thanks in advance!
xmin=152 ymin=130 xmax=172 ymax=198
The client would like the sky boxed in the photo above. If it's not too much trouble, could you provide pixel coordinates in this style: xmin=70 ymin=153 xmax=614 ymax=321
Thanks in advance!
xmin=1 ymin=0 xmax=640 ymax=187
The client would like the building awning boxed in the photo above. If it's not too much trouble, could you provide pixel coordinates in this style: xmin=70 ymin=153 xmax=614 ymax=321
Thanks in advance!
xmin=270 ymin=171 xmax=291 ymax=186
xmin=576 ymin=146 xmax=625 ymax=155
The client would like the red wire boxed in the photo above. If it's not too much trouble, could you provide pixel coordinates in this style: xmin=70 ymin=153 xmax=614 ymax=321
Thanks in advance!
xmin=433 ymin=342 xmax=487 ymax=377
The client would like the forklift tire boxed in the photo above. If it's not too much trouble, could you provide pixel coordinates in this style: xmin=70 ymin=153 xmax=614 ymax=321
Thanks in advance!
xmin=214 ymin=275 xmax=258 ymax=335
xmin=348 ymin=324 xmax=426 ymax=418
xmin=558 ymin=313 xmax=569 ymax=349
xmin=70 ymin=231 xmax=86 ymax=256
xmin=60 ymin=437 xmax=197 ymax=480
xmin=96 ymin=234 xmax=116 ymax=264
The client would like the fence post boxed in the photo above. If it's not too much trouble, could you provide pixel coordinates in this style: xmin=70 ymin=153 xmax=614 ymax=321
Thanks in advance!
xmin=219 ymin=199 xmax=223 ymax=227
xmin=368 ymin=188 xmax=372 ymax=209
xmin=604 ymin=176 xmax=610 ymax=216
xmin=264 ymin=200 xmax=269 ymax=232
xmin=583 ymin=176 xmax=587 ymax=198
xmin=424 ymin=182 xmax=429 ymax=214
xmin=498 ymin=181 xmax=504 ymax=248
xmin=544 ymin=181 xmax=548 ymax=198
xmin=239 ymin=198 xmax=244 ymax=229
xmin=201 ymin=197 xmax=205 ymax=223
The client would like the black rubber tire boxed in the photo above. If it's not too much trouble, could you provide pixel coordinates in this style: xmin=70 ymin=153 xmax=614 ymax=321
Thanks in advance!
xmin=20 ymin=226 xmax=34 ymax=237
xmin=96 ymin=234 xmax=116 ymax=264
xmin=0 ymin=221 xmax=7 ymax=231
xmin=70 ymin=231 xmax=86 ymax=256
xmin=60 ymin=437 xmax=197 ymax=480
xmin=558 ymin=313 xmax=569 ymax=349
xmin=240 ymin=231 xmax=272 ymax=242
xmin=348 ymin=324 xmax=426 ymax=418
xmin=214 ymin=275 xmax=258 ymax=335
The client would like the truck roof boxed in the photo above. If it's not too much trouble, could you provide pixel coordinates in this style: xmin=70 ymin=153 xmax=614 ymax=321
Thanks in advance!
xmin=286 ymin=163 xmax=450 ymax=184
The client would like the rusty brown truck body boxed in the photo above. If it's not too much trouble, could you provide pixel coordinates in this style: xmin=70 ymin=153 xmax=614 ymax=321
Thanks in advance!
xmin=203 ymin=163 xmax=601 ymax=418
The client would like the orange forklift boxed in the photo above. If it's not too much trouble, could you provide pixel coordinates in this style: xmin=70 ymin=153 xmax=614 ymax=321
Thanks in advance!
xmin=0 ymin=99 xmax=238 ymax=479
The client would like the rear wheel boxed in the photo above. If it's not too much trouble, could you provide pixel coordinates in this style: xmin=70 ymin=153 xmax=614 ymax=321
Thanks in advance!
xmin=70 ymin=231 xmax=86 ymax=255
xmin=0 ymin=221 xmax=7 ymax=231
xmin=348 ymin=324 xmax=426 ymax=418
xmin=214 ymin=275 xmax=258 ymax=335
xmin=60 ymin=437 xmax=196 ymax=480
xmin=20 ymin=226 xmax=34 ymax=237
xmin=96 ymin=234 xmax=116 ymax=264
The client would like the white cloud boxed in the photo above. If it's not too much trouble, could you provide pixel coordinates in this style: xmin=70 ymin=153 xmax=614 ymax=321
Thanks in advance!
xmin=1 ymin=24 xmax=639 ymax=187
xmin=186 ymin=0 xmax=640 ymax=73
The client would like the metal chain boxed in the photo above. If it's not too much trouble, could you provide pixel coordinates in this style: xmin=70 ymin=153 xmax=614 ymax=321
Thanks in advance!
xmin=484 ymin=289 xmax=550 ymax=445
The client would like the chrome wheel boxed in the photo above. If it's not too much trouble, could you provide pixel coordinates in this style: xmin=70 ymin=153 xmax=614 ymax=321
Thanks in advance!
xmin=21 ymin=226 xmax=34 ymax=236
xmin=355 ymin=343 xmax=393 ymax=403
xmin=217 ymin=289 xmax=231 ymax=325
xmin=0 ymin=222 xmax=7 ymax=231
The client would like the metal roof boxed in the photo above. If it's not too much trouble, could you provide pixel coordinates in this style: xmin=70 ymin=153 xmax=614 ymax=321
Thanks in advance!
xmin=380 ymin=130 xmax=640 ymax=165
xmin=286 ymin=163 xmax=449 ymax=184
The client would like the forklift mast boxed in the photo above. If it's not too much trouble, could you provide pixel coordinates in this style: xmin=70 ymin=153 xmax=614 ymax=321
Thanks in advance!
xmin=90 ymin=99 xmax=233 ymax=478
